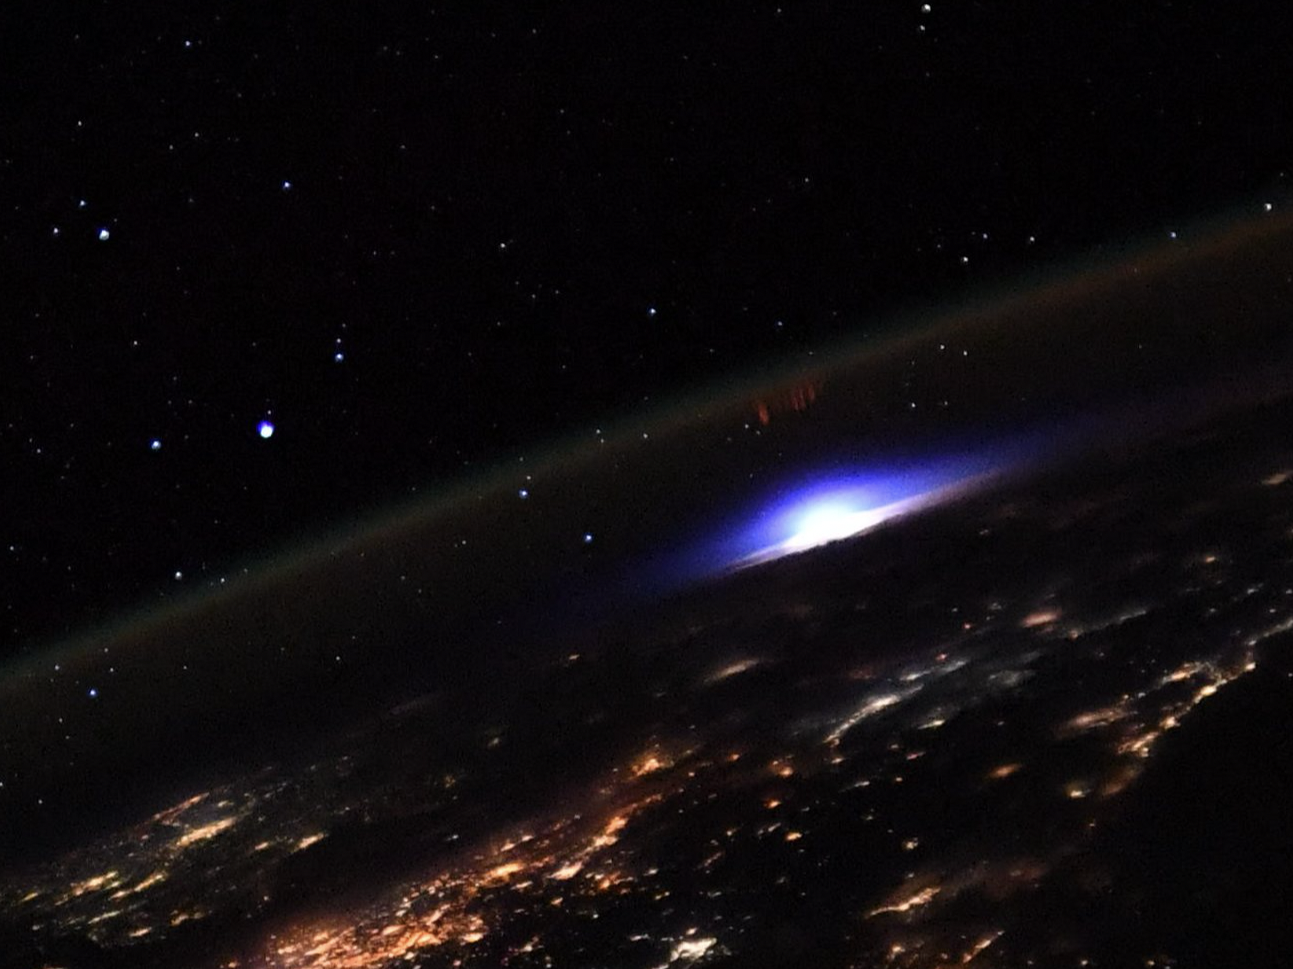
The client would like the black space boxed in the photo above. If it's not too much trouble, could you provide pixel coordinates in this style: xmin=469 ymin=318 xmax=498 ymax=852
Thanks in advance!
xmin=8 ymin=1 xmax=1293 ymax=653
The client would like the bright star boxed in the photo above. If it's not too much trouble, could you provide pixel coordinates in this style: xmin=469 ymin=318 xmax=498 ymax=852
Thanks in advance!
xmin=258 ymin=420 xmax=275 ymax=439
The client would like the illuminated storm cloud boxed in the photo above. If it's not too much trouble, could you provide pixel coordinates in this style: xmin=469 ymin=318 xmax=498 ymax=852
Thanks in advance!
xmin=726 ymin=463 xmax=992 ymax=570
xmin=737 ymin=492 xmax=923 ymax=568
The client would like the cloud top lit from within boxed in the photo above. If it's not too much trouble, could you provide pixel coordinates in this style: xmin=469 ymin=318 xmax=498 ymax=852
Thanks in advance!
xmin=731 ymin=482 xmax=931 ymax=569
xmin=716 ymin=456 xmax=1007 ymax=574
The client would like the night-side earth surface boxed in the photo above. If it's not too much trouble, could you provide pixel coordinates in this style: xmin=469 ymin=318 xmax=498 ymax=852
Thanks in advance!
xmin=5 ymin=386 xmax=1293 ymax=969
xmin=9 ymin=220 xmax=1293 ymax=969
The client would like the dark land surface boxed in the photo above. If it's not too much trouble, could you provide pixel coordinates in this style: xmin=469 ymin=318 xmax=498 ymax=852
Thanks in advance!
xmin=5 ymin=391 xmax=1293 ymax=968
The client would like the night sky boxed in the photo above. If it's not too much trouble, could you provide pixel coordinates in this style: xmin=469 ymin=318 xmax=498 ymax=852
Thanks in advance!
xmin=7 ymin=3 xmax=1293 ymax=662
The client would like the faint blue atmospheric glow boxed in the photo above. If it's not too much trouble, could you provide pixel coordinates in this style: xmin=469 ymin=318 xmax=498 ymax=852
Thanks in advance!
xmin=258 ymin=419 xmax=275 ymax=439
xmin=150 ymin=439 xmax=162 ymax=451
xmin=97 ymin=227 xmax=110 ymax=241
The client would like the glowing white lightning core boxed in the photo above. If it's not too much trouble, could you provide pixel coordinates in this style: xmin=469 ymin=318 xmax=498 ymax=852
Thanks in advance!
xmin=783 ymin=504 xmax=890 ymax=552
xmin=728 ymin=470 xmax=993 ymax=572
xmin=735 ymin=492 xmax=931 ymax=568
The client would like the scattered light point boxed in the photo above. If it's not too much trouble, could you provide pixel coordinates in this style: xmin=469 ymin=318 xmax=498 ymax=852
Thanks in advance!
xmin=150 ymin=439 xmax=162 ymax=451
xmin=281 ymin=180 xmax=292 ymax=191
xmin=518 ymin=488 xmax=529 ymax=499
xmin=333 ymin=351 xmax=345 ymax=362
xmin=97 ymin=228 xmax=111 ymax=241
xmin=583 ymin=532 xmax=594 ymax=544
xmin=87 ymin=688 xmax=98 ymax=698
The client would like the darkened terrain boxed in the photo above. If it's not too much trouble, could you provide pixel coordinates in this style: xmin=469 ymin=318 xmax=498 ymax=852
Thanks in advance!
xmin=5 ymin=391 xmax=1293 ymax=968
